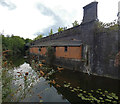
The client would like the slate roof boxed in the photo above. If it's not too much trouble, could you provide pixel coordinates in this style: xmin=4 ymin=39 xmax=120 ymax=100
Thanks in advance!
xmin=32 ymin=40 xmax=82 ymax=47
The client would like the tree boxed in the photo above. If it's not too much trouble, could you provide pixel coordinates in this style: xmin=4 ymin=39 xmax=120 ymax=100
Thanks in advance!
xmin=58 ymin=27 xmax=64 ymax=32
xmin=72 ymin=20 xmax=79 ymax=27
xmin=34 ymin=34 xmax=43 ymax=40
xmin=49 ymin=29 xmax=53 ymax=36
xmin=2 ymin=34 xmax=31 ymax=55
xmin=97 ymin=20 xmax=118 ymax=31
xmin=25 ymin=38 xmax=32 ymax=44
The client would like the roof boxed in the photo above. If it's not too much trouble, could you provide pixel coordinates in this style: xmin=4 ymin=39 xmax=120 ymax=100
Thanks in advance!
xmin=32 ymin=40 xmax=82 ymax=47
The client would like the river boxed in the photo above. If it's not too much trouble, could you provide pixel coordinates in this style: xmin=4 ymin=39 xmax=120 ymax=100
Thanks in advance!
xmin=4 ymin=56 xmax=120 ymax=103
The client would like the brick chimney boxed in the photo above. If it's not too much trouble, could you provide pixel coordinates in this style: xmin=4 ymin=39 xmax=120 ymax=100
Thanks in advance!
xmin=82 ymin=1 xmax=98 ymax=23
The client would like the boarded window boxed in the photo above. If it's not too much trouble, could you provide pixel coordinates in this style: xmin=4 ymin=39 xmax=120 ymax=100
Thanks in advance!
xmin=54 ymin=46 xmax=56 ymax=52
xmin=64 ymin=46 xmax=68 ymax=52
xmin=38 ymin=48 xmax=41 ymax=52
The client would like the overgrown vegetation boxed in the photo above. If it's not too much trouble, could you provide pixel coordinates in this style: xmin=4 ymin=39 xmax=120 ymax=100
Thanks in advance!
xmin=58 ymin=27 xmax=64 ymax=32
xmin=49 ymin=29 xmax=53 ymax=36
xmin=96 ymin=20 xmax=119 ymax=33
xmin=33 ymin=34 xmax=43 ymax=40
xmin=2 ymin=50 xmax=14 ymax=102
xmin=45 ymin=46 xmax=56 ymax=66
xmin=72 ymin=20 xmax=79 ymax=27
xmin=2 ymin=34 xmax=32 ymax=56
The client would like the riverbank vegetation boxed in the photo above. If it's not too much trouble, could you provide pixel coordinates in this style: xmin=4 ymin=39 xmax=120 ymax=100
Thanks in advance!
xmin=2 ymin=52 xmax=38 ymax=102
xmin=2 ymin=35 xmax=32 ymax=56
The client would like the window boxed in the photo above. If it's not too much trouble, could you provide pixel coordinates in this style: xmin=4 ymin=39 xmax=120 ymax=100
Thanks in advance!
xmin=64 ymin=46 xmax=68 ymax=52
xmin=38 ymin=48 xmax=41 ymax=52
xmin=54 ymin=46 xmax=56 ymax=52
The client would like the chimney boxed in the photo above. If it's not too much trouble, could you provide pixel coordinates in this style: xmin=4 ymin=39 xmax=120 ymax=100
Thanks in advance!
xmin=82 ymin=1 xmax=98 ymax=23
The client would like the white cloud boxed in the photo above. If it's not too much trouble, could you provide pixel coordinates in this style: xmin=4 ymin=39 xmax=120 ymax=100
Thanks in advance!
xmin=0 ymin=0 xmax=119 ymax=39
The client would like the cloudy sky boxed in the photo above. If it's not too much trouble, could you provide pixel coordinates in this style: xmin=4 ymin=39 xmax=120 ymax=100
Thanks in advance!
xmin=0 ymin=0 xmax=119 ymax=39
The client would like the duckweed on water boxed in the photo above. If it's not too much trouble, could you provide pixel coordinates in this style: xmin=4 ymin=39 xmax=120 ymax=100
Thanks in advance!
xmin=96 ymin=90 xmax=99 ymax=93
xmin=105 ymin=99 xmax=111 ymax=102
xmin=105 ymin=90 xmax=108 ymax=93
xmin=68 ymin=83 xmax=71 ymax=85
xmin=106 ymin=95 xmax=113 ymax=99
xmin=71 ymin=86 xmax=118 ymax=103
xmin=73 ymin=88 xmax=78 ymax=91
xmin=88 ymin=93 xmax=92 ymax=95
xmin=101 ymin=100 xmax=104 ymax=102
xmin=78 ymin=93 xmax=83 ymax=97
xmin=71 ymin=90 xmax=75 ymax=92
xmin=79 ymin=89 xmax=83 ymax=91
xmin=64 ymin=84 xmax=70 ymax=88
xmin=102 ymin=94 xmax=105 ymax=96
xmin=112 ymin=101 xmax=117 ymax=103
xmin=83 ymin=91 xmax=86 ymax=93
xmin=91 ymin=90 xmax=94 ymax=92
xmin=69 ymin=87 xmax=72 ymax=89
xmin=114 ymin=96 xmax=118 ymax=100
xmin=99 ymin=97 xmax=103 ymax=100
xmin=99 ymin=92 xmax=103 ymax=94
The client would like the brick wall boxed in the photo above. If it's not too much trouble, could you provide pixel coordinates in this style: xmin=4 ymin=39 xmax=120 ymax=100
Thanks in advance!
xmin=56 ymin=46 xmax=82 ymax=59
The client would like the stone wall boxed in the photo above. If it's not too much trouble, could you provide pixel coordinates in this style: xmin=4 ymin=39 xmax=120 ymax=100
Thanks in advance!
xmin=92 ymin=30 xmax=119 ymax=79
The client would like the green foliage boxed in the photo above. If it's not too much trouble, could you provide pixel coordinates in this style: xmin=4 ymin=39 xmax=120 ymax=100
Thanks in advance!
xmin=58 ymin=27 xmax=64 ymax=32
xmin=49 ymin=29 xmax=53 ymax=36
xmin=34 ymin=34 xmax=43 ymax=40
xmin=2 ymin=66 xmax=13 ymax=102
xmin=2 ymin=53 xmax=14 ymax=102
xmin=25 ymin=38 xmax=32 ymax=43
xmin=2 ymin=35 xmax=24 ymax=55
xmin=45 ymin=46 xmax=56 ymax=66
xmin=72 ymin=20 xmax=79 ymax=27
xmin=2 ymin=34 xmax=32 ymax=56
xmin=96 ymin=20 xmax=118 ymax=32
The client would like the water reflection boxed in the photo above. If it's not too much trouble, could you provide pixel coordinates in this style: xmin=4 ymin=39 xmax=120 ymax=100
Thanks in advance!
xmin=13 ymin=62 xmax=39 ymax=86
xmin=21 ymin=77 xmax=69 ymax=102
xmin=12 ymin=62 xmax=69 ymax=102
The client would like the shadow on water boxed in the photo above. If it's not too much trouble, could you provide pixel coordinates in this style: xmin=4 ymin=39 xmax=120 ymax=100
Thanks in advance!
xmin=49 ymin=69 xmax=120 ymax=103
xmin=54 ymin=69 xmax=119 ymax=93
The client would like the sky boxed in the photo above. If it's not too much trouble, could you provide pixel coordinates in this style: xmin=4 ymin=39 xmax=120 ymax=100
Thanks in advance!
xmin=0 ymin=0 xmax=119 ymax=39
